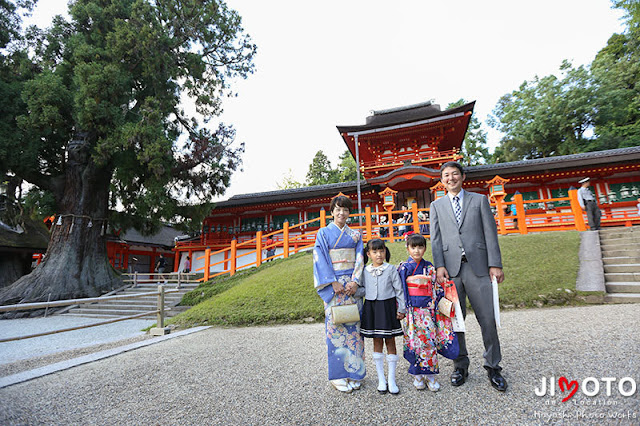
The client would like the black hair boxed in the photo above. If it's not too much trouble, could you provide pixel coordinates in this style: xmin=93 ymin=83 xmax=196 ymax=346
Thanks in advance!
xmin=330 ymin=195 xmax=353 ymax=212
xmin=364 ymin=238 xmax=391 ymax=263
xmin=440 ymin=161 xmax=465 ymax=176
xmin=406 ymin=233 xmax=426 ymax=248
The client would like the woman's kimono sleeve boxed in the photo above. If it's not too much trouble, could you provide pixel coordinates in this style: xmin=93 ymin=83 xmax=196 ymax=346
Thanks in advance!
xmin=313 ymin=228 xmax=337 ymax=303
xmin=350 ymin=232 xmax=364 ymax=284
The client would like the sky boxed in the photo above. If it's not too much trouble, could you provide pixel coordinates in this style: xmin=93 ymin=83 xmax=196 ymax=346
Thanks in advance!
xmin=26 ymin=0 xmax=626 ymax=201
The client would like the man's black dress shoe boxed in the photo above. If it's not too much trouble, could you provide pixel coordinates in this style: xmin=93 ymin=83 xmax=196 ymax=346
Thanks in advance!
xmin=450 ymin=368 xmax=468 ymax=387
xmin=488 ymin=369 xmax=508 ymax=392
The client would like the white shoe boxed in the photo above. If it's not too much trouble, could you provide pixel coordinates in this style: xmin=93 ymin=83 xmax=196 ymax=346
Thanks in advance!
xmin=348 ymin=379 xmax=361 ymax=390
xmin=330 ymin=379 xmax=352 ymax=393
xmin=413 ymin=376 xmax=426 ymax=390
xmin=426 ymin=377 xmax=441 ymax=392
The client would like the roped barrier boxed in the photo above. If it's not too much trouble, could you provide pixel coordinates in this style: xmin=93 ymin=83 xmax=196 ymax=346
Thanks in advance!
xmin=0 ymin=285 xmax=178 ymax=342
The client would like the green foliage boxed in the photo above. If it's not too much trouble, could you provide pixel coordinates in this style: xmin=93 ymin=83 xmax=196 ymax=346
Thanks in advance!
xmin=305 ymin=150 xmax=339 ymax=186
xmin=336 ymin=150 xmax=358 ymax=181
xmin=171 ymin=231 xmax=585 ymax=328
xmin=489 ymin=1 xmax=640 ymax=161
xmin=446 ymin=99 xmax=490 ymax=166
xmin=0 ymin=0 xmax=36 ymax=49
xmin=489 ymin=62 xmax=595 ymax=162
xmin=1 ymin=0 xmax=256 ymax=232
xmin=589 ymin=1 xmax=640 ymax=149
xmin=22 ymin=188 xmax=56 ymax=219
xmin=304 ymin=149 xmax=359 ymax=187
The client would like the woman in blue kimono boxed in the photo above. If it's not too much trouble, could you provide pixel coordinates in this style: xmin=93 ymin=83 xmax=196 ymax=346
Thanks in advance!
xmin=313 ymin=195 xmax=365 ymax=393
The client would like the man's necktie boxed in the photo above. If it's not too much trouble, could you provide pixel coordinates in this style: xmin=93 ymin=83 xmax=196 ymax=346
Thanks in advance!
xmin=453 ymin=195 xmax=462 ymax=224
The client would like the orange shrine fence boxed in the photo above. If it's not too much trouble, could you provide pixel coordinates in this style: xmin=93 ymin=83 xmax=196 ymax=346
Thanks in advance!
xmin=185 ymin=189 xmax=639 ymax=282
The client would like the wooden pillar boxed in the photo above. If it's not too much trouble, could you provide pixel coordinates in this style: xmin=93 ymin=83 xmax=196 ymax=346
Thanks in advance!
xmin=514 ymin=193 xmax=527 ymax=235
xmin=204 ymin=248 xmax=211 ymax=282
xmin=283 ymin=221 xmax=290 ymax=259
xmin=230 ymin=239 xmax=237 ymax=276
xmin=365 ymin=206 xmax=372 ymax=241
xmin=256 ymin=231 xmax=263 ymax=265
xmin=173 ymin=250 xmax=180 ymax=272
xmin=151 ymin=248 xmax=158 ymax=274
xmin=495 ymin=197 xmax=507 ymax=235
xmin=411 ymin=203 xmax=420 ymax=234
xmin=320 ymin=208 xmax=326 ymax=228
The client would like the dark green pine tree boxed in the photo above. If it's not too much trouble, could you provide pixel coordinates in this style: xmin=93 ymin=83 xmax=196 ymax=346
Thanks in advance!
xmin=0 ymin=0 xmax=256 ymax=304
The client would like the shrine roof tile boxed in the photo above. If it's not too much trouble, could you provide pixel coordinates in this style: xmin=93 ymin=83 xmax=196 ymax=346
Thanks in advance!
xmin=465 ymin=146 xmax=640 ymax=178
xmin=336 ymin=101 xmax=475 ymax=134
xmin=213 ymin=181 xmax=374 ymax=208
xmin=113 ymin=225 xmax=184 ymax=248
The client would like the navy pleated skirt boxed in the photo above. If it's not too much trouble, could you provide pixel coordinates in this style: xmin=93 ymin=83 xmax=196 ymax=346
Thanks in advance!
xmin=360 ymin=298 xmax=403 ymax=338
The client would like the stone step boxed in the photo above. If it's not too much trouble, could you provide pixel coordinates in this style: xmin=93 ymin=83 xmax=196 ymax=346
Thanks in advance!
xmin=600 ymin=226 xmax=640 ymax=234
xmin=602 ymin=249 xmax=640 ymax=258
xmin=62 ymin=312 xmax=130 ymax=319
xmin=602 ymin=256 xmax=640 ymax=265
xmin=603 ymin=263 xmax=640 ymax=273
xmin=122 ymin=284 xmax=199 ymax=292
xmin=599 ymin=238 xmax=640 ymax=248
xmin=96 ymin=298 xmax=182 ymax=306
xmin=62 ymin=281 xmax=197 ymax=319
xmin=604 ymin=293 xmax=640 ymax=303
xmin=605 ymin=282 xmax=640 ymax=293
xmin=604 ymin=272 xmax=640 ymax=282
xmin=68 ymin=308 xmax=158 ymax=317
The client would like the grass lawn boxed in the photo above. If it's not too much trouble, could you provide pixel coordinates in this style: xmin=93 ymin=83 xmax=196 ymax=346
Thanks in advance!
xmin=170 ymin=230 xmax=597 ymax=328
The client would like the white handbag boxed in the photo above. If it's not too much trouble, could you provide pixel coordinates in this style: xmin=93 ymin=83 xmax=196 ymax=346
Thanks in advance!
xmin=331 ymin=304 xmax=360 ymax=324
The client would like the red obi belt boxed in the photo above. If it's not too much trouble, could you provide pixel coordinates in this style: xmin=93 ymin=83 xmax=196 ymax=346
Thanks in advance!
xmin=406 ymin=274 xmax=432 ymax=297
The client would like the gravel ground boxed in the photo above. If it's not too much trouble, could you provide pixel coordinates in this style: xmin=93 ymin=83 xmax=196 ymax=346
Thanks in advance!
xmin=1 ymin=304 xmax=639 ymax=425
xmin=0 ymin=316 xmax=155 ymax=365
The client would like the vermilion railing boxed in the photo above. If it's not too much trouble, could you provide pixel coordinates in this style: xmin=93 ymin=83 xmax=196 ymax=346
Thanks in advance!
xmin=192 ymin=189 xmax=640 ymax=282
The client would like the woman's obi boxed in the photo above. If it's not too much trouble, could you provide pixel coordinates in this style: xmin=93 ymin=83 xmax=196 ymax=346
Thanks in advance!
xmin=329 ymin=248 xmax=355 ymax=271
xmin=406 ymin=274 xmax=432 ymax=297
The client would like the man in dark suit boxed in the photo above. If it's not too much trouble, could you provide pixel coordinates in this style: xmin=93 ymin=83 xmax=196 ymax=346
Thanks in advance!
xmin=430 ymin=161 xmax=507 ymax=392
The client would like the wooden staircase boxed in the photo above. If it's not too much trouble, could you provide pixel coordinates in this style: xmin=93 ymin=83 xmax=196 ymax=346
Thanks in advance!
xmin=600 ymin=227 xmax=640 ymax=303
xmin=62 ymin=280 xmax=199 ymax=319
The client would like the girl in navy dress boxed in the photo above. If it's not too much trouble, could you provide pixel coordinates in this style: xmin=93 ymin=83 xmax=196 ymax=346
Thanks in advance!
xmin=359 ymin=238 xmax=405 ymax=394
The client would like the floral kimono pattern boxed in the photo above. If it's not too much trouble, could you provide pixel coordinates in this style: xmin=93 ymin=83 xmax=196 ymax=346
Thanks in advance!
xmin=399 ymin=258 xmax=458 ymax=376
xmin=313 ymin=222 xmax=365 ymax=381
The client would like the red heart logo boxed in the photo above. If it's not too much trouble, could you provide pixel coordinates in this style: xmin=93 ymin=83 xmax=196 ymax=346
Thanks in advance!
xmin=558 ymin=376 xmax=578 ymax=402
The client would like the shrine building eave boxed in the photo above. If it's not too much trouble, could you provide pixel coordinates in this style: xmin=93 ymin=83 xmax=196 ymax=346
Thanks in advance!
xmin=465 ymin=146 xmax=640 ymax=182
xmin=336 ymin=101 xmax=475 ymax=134
xmin=211 ymin=181 xmax=376 ymax=211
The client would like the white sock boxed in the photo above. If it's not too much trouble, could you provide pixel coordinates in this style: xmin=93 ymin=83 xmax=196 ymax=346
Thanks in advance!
xmin=372 ymin=352 xmax=387 ymax=392
xmin=386 ymin=354 xmax=399 ymax=394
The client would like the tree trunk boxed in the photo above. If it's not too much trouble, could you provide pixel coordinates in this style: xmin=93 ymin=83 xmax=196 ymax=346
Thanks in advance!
xmin=0 ymin=139 xmax=122 ymax=307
